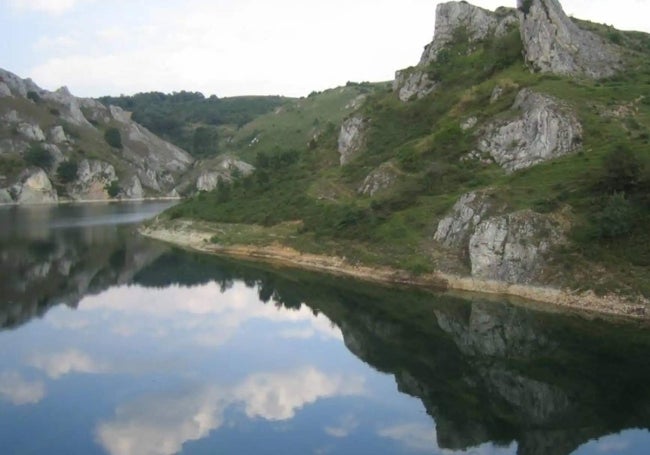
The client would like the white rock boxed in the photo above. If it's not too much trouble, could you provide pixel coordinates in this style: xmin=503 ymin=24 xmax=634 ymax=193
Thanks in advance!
xmin=0 ymin=82 xmax=11 ymax=97
xmin=478 ymin=89 xmax=582 ymax=172
xmin=358 ymin=162 xmax=399 ymax=196
xmin=42 ymin=86 xmax=93 ymax=127
xmin=393 ymin=70 xmax=437 ymax=102
xmin=69 ymin=159 xmax=117 ymax=200
xmin=519 ymin=0 xmax=622 ymax=79
xmin=123 ymin=175 xmax=144 ymax=199
xmin=338 ymin=116 xmax=366 ymax=166
xmin=434 ymin=191 xmax=495 ymax=248
xmin=461 ymin=117 xmax=478 ymax=131
xmin=49 ymin=126 xmax=68 ymax=144
xmin=17 ymin=123 xmax=45 ymax=142
xmin=469 ymin=210 xmax=562 ymax=284
xmin=13 ymin=168 xmax=58 ymax=204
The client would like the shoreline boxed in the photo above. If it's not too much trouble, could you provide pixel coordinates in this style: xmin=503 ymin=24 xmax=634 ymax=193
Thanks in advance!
xmin=139 ymin=224 xmax=649 ymax=322
xmin=0 ymin=196 xmax=182 ymax=207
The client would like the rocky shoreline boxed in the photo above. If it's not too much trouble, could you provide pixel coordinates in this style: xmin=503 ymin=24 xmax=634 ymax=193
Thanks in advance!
xmin=0 ymin=196 xmax=182 ymax=207
xmin=139 ymin=222 xmax=649 ymax=321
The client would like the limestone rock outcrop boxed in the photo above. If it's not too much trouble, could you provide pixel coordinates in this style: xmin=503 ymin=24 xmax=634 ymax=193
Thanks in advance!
xmin=518 ymin=0 xmax=622 ymax=79
xmin=196 ymin=157 xmax=255 ymax=192
xmin=69 ymin=159 xmax=117 ymax=200
xmin=434 ymin=191 xmax=499 ymax=248
xmin=393 ymin=2 xmax=517 ymax=101
xmin=338 ymin=116 xmax=367 ymax=165
xmin=358 ymin=161 xmax=400 ymax=196
xmin=420 ymin=2 xmax=518 ymax=66
xmin=478 ymin=89 xmax=582 ymax=172
xmin=469 ymin=210 xmax=563 ymax=284
xmin=11 ymin=168 xmax=58 ymax=204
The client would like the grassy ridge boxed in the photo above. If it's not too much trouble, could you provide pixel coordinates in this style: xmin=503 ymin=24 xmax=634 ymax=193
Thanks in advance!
xmin=165 ymin=25 xmax=650 ymax=295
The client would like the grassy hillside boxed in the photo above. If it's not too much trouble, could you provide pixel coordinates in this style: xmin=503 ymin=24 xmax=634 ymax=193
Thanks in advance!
xmin=161 ymin=24 xmax=650 ymax=297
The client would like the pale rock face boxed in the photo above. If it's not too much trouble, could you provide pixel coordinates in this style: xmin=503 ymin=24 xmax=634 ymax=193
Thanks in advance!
xmin=0 ymin=69 xmax=41 ymax=98
xmin=123 ymin=175 xmax=144 ymax=199
xmin=42 ymin=87 xmax=92 ymax=128
xmin=0 ymin=82 xmax=11 ymax=97
xmin=219 ymin=157 xmax=255 ymax=176
xmin=419 ymin=2 xmax=518 ymax=65
xmin=478 ymin=89 xmax=582 ymax=172
xmin=17 ymin=123 xmax=46 ymax=142
xmin=469 ymin=210 xmax=562 ymax=284
xmin=0 ymin=188 xmax=13 ymax=203
xmin=196 ymin=172 xmax=224 ymax=192
xmin=43 ymin=144 xmax=65 ymax=166
xmin=69 ymin=159 xmax=117 ymax=200
xmin=358 ymin=162 xmax=399 ymax=196
xmin=49 ymin=126 xmax=68 ymax=144
xmin=3 ymin=110 xmax=20 ymax=123
xmin=518 ymin=0 xmax=622 ymax=79
xmin=338 ymin=116 xmax=366 ymax=166
xmin=490 ymin=86 xmax=504 ymax=104
xmin=393 ymin=70 xmax=437 ymax=102
xmin=12 ymin=168 xmax=58 ymax=204
xmin=434 ymin=191 xmax=496 ymax=248
xmin=461 ymin=116 xmax=478 ymax=131
xmin=394 ymin=2 xmax=517 ymax=102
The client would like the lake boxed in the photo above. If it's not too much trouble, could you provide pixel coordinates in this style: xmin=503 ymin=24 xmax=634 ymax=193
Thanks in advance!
xmin=1 ymin=202 xmax=649 ymax=455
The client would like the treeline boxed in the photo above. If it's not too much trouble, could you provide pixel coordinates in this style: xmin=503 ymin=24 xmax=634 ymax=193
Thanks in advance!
xmin=99 ymin=91 xmax=288 ymax=158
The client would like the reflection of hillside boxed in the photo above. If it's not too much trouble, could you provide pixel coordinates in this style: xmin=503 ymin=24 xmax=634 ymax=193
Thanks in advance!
xmin=133 ymin=251 xmax=650 ymax=455
xmin=0 ymin=225 xmax=167 ymax=330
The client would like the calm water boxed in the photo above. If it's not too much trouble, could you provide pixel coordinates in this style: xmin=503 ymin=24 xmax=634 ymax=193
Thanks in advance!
xmin=1 ymin=203 xmax=650 ymax=455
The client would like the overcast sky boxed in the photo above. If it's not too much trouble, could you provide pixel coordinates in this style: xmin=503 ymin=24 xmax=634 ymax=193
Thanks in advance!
xmin=1 ymin=0 xmax=649 ymax=98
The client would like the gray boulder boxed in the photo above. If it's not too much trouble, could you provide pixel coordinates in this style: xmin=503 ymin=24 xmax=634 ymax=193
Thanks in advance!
xmin=123 ymin=175 xmax=144 ymax=199
xmin=338 ymin=116 xmax=366 ymax=165
xmin=518 ymin=0 xmax=622 ymax=79
xmin=11 ymin=168 xmax=58 ymax=204
xmin=469 ymin=210 xmax=563 ymax=284
xmin=393 ymin=70 xmax=437 ymax=102
xmin=49 ymin=126 xmax=68 ymax=144
xmin=434 ymin=191 xmax=498 ymax=248
xmin=17 ymin=123 xmax=46 ymax=142
xmin=478 ymin=89 xmax=582 ymax=172
xmin=69 ymin=159 xmax=117 ymax=200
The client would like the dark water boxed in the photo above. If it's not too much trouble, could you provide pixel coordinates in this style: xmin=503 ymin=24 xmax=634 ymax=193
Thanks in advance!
xmin=1 ymin=203 xmax=650 ymax=455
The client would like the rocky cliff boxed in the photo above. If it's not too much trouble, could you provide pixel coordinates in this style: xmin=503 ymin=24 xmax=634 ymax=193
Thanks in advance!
xmin=518 ymin=0 xmax=623 ymax=78
xmin=0 ymin=68 xmax=255 ymax=204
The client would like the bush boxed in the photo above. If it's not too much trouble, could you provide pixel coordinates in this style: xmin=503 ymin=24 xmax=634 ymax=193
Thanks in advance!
xmin=27 ymin=91 xmax=41 ymax=103
xmin=594 ymin=192 xmax=635 ymax=239
xmin=601 ymin=145 xmax=644 ymax=193
xmin=104 ymin=127 xmax=123 ymax=149
xmin=24 ymin=144 xmax=53 ymax=170
xmin=105 ymin=180 xmax=121 ymax=198
xmin=57 ymin=160 xmax=78 ymax=183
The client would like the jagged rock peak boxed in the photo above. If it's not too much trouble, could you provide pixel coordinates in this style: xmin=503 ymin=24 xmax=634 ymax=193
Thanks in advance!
xmin=419 ymin=1 xmax=518 ymax=66
xmin=518 ymin=0 xmax=622 ymax=79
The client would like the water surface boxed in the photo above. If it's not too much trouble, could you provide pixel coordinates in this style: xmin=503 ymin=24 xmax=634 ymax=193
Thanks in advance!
xmin=1 ymin=202 xmax=649 ymax=455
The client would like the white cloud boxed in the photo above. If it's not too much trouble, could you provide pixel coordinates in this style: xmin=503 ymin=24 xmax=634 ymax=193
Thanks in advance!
xmin=28 ymin=349 xmax=108 ymax=379
xmin=0 ymin=371 xmax=46 ymax=405
xmin=324 ymin=414 xmax=359 ymax=438
xmin=96 ymin=367 xmax=365 ymax=455
xmin=76 ymin=282 xmax=342 ymax=348
xmin=10 ymin=0 xmax=85 ymax=15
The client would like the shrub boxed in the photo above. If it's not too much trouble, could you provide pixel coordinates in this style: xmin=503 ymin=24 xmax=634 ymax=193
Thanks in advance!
xmin=105 ymin=180 xmax=121 ymax=198
xmin=601 ymin=145 xmax=643 ymax=193
xmin=57 ymin=160 xmax=78 ymax=183
xmin=27 ymin=91 xmax=41 ymax=103
xmin=595 ymin=192 xmax=635 ymax=239
xmin=24 ymin=144 xmax=53 ymax=170
xmin=104 ymin=127 xmax=123 ymax=149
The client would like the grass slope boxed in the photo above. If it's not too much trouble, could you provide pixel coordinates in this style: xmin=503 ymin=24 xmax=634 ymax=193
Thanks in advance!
xmin=164 ymin=24 xmax=650 ymax=297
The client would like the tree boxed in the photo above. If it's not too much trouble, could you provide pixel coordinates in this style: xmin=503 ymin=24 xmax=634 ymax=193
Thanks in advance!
xmin=105 ymin=180 xmax=121 ymax=198
xmin=192 ymin=126 xmax=218 ymax=158
xmin=104 ymin=127 xmax=123 ymax=149
xmin=601 ymin=145 xmax=643 ymax=194
xmin=24 ymin=144 xmax=53 ymax=170
xmin=57 ymin=160 xmax=78 ymax=183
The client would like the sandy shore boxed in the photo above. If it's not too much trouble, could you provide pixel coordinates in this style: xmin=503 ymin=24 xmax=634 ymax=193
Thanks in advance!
xmin=140 ymin=222 xmax=649 ymax=321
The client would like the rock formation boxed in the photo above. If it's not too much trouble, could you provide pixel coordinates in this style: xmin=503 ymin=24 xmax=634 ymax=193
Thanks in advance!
xmin=358 ymin=161 xmax=400 ymax=196
xmin=196 ymin=157 xmax=255 ymax=192
xmin=469 ymin=210 xmax=563 ymax=284
xmin=434 ymin=190 xmax=498 ymax=248
xmin=393 ymin=2 xmax=518 ymax=101
xmin=10 ymin=168 xmax=58 ymax=204
xmin=518 ymin=0 xmax=622 ymax=79
xmin=478 ymin=89 xmax=582 ymax=172
xmin=338 ymin=115 xmax=367 ymax=165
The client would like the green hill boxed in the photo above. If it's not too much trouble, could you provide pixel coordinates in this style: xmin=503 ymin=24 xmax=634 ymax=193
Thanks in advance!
xmin=150 ymin=0 xmax=650 ymax=308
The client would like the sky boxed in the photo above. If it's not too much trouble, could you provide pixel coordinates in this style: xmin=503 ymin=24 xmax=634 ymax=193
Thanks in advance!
xmin=1 ymin=0 xmax=650 ymax=98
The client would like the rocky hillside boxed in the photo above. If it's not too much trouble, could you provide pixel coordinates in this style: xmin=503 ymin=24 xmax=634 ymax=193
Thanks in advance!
xmin=150 ymin=0 xmax=650 ymax=307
